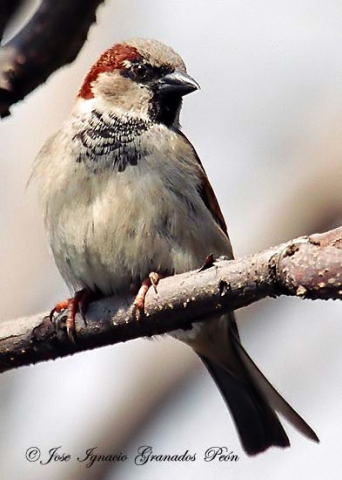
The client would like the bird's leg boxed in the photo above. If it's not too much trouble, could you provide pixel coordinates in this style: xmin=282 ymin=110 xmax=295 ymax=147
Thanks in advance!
xmin=132 ymin=272 xmax=163 ymax=320
xmin=50 ymin=289 xmax=93 ymax=342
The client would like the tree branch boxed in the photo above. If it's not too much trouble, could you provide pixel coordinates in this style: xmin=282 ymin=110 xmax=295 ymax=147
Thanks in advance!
xmin=0 ymin=0 xmax=105 ymax=118
xmin=0 ymin=226 xmax=340 ymax=374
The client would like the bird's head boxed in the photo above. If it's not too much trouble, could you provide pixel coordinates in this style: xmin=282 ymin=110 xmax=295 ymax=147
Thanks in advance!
xmin=77 ymin=38 xmax=200 ymax=127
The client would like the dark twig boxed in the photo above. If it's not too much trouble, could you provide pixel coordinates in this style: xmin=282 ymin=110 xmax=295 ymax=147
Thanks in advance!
xmin=0 ymin=226 xmax=341 ymax=374
xmin=0 ymin=0 xmax=105 ymax=117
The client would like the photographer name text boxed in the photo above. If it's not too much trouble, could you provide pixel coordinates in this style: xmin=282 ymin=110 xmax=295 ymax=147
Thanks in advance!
xmin=25 ymin=445 xmax=239 ymax=468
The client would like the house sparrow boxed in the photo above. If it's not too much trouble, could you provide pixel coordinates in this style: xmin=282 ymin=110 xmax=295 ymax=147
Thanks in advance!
xmin=32 ymin=38 xmax=318 ymax=455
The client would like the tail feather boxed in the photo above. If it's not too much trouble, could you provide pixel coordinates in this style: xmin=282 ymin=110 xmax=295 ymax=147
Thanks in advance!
xmin=231 ymin=331 xmax=319 ymax=443
xmin=198 ymin=315 xmax=319 ymax=455
xmin=200 ymin=356 xmax=290 ymax=455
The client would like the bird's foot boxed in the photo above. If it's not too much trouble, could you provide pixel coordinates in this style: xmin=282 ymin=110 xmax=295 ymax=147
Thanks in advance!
xmin=132 ymin=272 xmax=163 ymax=320
xmin=50 ymin=289 xmax=93 ymax=342
xmin=198 ymin=253 xmax=215 ymax=272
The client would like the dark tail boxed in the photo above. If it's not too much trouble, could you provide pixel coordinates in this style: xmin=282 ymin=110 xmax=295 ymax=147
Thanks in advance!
xmin=201 ymin=356 xmax=290 ymax=455
xmin=199 ymin=318 xmax=319 ymax=455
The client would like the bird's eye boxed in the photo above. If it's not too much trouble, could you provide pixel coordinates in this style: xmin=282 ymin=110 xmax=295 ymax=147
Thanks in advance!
xmin=130 ymin=63 xmax=148 ymax=80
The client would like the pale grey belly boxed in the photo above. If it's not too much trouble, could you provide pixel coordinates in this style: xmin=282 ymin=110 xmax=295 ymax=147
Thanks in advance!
xmin=48 ymin=174 xmax=231 ymax=296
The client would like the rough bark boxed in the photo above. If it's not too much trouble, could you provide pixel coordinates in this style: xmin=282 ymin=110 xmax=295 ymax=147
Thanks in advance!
xmin=0 ymin=0 xmax=105 ymax=117
xmin=0 ymin=226 xmax=340 ymax=374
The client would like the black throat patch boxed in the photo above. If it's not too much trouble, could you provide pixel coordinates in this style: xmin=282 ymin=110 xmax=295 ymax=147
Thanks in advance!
xmin=150 ymin=93 xmax=182 ymax=128
xmin=72 ymin=110 xmax=151 ymax=173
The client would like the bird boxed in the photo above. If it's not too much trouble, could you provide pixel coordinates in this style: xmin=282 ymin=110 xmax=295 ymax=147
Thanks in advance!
xmin=31 ymin=38 xmax=319 ymax=455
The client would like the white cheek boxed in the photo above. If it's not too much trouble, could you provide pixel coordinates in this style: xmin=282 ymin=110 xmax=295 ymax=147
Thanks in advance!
xmin=91 ymin=72 xmax=152 ymax=121
xmin=73 ymin=97 xmax=97 ymax=115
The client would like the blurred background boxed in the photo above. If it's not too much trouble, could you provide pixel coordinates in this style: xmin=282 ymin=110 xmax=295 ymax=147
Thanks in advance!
xmin=1 ymin=0 xmax=342 ymax=478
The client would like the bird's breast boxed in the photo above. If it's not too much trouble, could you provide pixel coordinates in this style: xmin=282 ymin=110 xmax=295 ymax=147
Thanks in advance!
xmin=43 ymin=126 xmax=231 ymax=295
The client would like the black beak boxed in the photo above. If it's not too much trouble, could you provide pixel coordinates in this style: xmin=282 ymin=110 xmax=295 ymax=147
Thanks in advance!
xmin=157 ymin=71 xmax=200 ymax=96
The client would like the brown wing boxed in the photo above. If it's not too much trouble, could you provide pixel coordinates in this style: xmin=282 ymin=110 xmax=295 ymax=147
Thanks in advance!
xmin=177 ymin=131 xmax=238 ymax=337
xmin=177 ymin=130 xmax=228 ymax=238
xmin=197 ymin=169 xmax=228 ymax=237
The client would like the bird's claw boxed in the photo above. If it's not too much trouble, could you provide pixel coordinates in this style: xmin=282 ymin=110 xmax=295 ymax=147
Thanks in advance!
xmin=49 ymin=289 xmax=92 ymax=342
xmin=149 ymin=271 xmax=161 ymax=293
xmin=132 ymin=272 xmax=163 ymax=320
xmin=198 ymin=253 xmax=215 ymax=272
xmin=132 ymin=303 xmax=144 ymax=322
xmin=66 ymin=321 xmax=76 ymax=344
